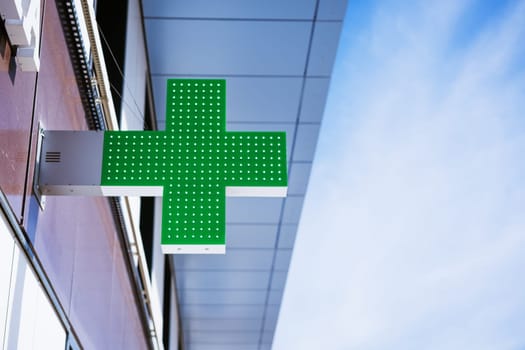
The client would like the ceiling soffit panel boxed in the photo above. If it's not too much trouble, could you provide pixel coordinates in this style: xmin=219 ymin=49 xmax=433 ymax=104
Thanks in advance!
xmin=299 ymin=77 xmax=331 ymax=122
xmin=152 ymin=76 xmax=303 ymax=125
xmin=273 ymin=249 xmax=293 ymax=271
xmin=145 ymin=19 xmax=311 ymax=76
xmin=226 ymin=224 xmax=279 ymax=249
xmin=277 ymin=224 xmax=299 ymax=249
xmin=268 ymin=289 xmax=285 ymax=305
xmin=176 ymin=270 xmax=271 ymax=290
xmin=173 ymin=249 xmax=274 ymax=271
xmin=183 ymin=318 xmax=263 ymax=332
xmin=263 ymin=305 xmax=280 ymax=331
xmin=142 ymin=0 xmax=316 ymax=19
xmin=186 ymin=330 xmax=262 ymax=345
xmin=288 ymin=162 xmax=313 ymax=195
xmin=269 ymin=271 xmax=288 ymax=290
xmin=226 ymin=197 xmax=283 ymax=224
xmin=225 ymin=78 xmax=302 ymax=122
xmin=179 ymin=289 xmax=268 ymax=305
xmin=282 ymin=196 xmax=306 ymax=224
xmin=181 ymin=304 xmax=266 ymax=319
xmin=141 ymin=0 xmax=348 ymax=348
xmin=292 ymin=123 xmax=321 ymax=162
xmin=317 ymin=0 xmax=349 ymax=20
xmin=307 ymin=21 xmax=344 ymax=76
xmin=185 ymin=344 xmax=261 ymax=350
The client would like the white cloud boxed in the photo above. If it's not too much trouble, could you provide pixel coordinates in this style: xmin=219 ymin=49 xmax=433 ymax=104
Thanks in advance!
xmin=274 ymin=1 xmax=525 ymax=349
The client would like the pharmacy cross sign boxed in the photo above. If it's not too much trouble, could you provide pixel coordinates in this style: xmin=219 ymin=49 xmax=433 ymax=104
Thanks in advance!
xmin=100 ymin=79 xmax=288 ymax=253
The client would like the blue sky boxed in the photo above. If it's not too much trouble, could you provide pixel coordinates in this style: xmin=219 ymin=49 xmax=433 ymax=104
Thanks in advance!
xmin=274 ymin=0 xmax=525 ymax=349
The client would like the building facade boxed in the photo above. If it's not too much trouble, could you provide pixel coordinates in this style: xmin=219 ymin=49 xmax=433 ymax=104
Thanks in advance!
xmin=0 ymin=0 xmax=346 ymax=349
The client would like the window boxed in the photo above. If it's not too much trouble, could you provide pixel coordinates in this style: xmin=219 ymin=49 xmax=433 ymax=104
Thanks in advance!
xmin=95 ymin=0 xmax=129 ymax=124
xmin=140 ymin=196 xmax=155 ymax=275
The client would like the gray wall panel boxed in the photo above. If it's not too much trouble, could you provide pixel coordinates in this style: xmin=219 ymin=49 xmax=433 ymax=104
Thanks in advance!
xmin=307 ymin=22 xmax=343 ymax=76
xmin=143 ymin=0 xmax=316 ymax=19
xmin=146 ymin=20 xmax=311 ymax=75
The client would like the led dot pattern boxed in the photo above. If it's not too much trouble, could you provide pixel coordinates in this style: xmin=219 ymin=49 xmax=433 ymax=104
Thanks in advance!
xmin=101 ymin=79 xmax=288 ymax=247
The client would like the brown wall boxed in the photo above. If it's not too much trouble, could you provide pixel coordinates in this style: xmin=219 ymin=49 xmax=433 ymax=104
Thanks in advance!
xmin=0 ymin=21 xmax=36 ymax=219
xmin=0 ymin=0 xmax=147 ymax=348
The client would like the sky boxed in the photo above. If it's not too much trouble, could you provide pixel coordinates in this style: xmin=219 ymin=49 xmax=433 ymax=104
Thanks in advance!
xmin=274 ymin=0 xmax=525 ymax=349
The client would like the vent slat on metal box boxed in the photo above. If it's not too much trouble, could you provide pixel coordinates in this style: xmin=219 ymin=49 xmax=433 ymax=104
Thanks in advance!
xmin=45 ymin=151 xmax=61 ymax=163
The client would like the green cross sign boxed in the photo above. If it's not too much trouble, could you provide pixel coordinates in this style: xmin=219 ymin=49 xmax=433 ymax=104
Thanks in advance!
xmin=100 ymin=79 xmax=288 ymax=254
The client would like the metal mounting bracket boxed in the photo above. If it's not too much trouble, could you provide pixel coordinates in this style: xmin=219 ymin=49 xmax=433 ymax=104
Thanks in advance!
xmin=33 ymin=123 xmax=46 ymax=210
